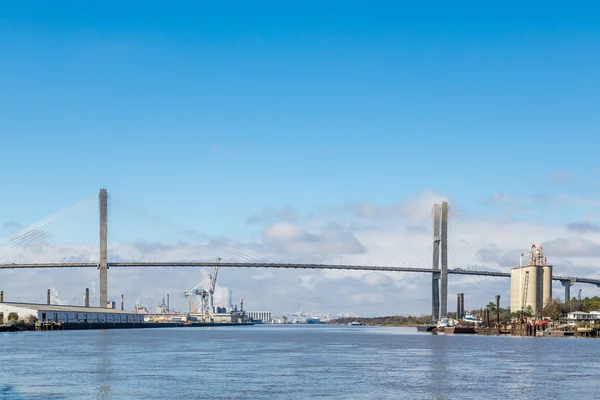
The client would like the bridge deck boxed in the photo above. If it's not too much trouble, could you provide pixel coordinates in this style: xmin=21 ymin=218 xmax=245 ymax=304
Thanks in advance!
xmin=1 ymin=262 xmax=598 ymax=286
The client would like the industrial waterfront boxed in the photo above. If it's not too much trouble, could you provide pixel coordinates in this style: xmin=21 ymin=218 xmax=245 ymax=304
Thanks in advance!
xmin=2 ymin=325 xmax=600 ymax=400
xmin=2 ymin=196 xmax=600 ymax=339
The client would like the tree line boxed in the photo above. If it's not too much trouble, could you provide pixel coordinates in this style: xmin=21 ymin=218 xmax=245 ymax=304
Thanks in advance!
xmin=329 ymin=296 xmax=600 ymax=326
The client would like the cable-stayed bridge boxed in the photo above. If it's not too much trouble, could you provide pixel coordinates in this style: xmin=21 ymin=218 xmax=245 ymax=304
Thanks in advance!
xmin=0 ymin=189 xmax=598 ymax=317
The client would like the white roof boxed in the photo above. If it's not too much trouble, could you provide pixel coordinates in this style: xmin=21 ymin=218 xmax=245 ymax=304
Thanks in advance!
xmin=0 ymin=302 xmax=139 ymax=314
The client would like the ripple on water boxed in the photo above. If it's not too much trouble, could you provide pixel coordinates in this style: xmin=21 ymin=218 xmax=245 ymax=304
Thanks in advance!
xmin=2 ymin=326 xmax=600 ymax=399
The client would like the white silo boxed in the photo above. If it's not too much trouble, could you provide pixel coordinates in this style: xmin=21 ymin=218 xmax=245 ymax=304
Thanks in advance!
xmin=510 ymin=245 xmax=546 ymax=314
xmin=542 ymin=258 xmax=553 ymax=308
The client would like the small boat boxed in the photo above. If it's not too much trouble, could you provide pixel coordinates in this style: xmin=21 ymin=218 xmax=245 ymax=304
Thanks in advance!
xmin=437 ymin=318 xmax=452 ymax=329
xmin=416 ymin=325 xmax=436 ymax=332
xmin=463 ymin=313 xmax=480 ymax=324
xmin=348 ymin=321 xmax=363 ymax=326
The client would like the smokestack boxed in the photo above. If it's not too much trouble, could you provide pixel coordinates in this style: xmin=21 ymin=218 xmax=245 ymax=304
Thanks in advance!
xmin=0 ymin=290 xmax=3 ymax=303
xmin=85 ymin=288 xmax=90 ymax=307
xmin=47 ymin=289 xmax=51 ymax=305
xmin=240 ymin=298 xmax=244 ymax=312
xmin=456 ymin=293 xmax=461 ymax=320
xmin=167 ymin=294 xmax=170 ymax=313
xmin=495 ymin=295 xmax=501 ymax=326
xmin=121 ymin=294 xmax=124 ymax=311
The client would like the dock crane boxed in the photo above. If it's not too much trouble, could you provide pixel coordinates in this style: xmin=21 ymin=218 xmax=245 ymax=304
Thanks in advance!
xmin=207 ymin=258 xmax=220 ymax=316
xmin=182 ymin=257 xmax=221 ymax=322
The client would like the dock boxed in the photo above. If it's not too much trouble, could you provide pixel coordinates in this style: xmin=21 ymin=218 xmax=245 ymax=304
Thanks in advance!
xmin=35 ymin=321 xmax=254 ymax=331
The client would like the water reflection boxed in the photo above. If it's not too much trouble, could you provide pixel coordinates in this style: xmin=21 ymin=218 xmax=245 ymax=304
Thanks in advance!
xmin=95 ymin=330 xmax=113 ymax=400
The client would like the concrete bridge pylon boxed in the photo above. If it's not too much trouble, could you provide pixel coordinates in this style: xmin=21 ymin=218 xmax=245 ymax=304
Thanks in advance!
xmin=432 ymin=201 xmax=449 ymax=322
xmin=99 ymin=189 xmax=108 ymax=308
xmin=431 ymin=204 xmax=440 ymax=322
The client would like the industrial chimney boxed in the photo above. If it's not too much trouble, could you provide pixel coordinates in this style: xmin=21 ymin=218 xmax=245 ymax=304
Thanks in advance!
xmin=495 ymin=295 xmax=501 ymax=326
xmin=47 ymin=289 xmax=51 ymax=305
xmin=85 ymin=288 xmax=90 ymax=307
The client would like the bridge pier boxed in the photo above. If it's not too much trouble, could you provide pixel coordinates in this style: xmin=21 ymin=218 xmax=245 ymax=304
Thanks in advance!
xmin=561 ymin=279 xmax=575 ymax=303
xmin=99 ymin=189 xmax=108 ymax=308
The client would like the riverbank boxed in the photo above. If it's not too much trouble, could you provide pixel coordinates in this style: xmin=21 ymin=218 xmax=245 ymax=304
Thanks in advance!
xmin=328 ymin=316 xmax=427 ymax=327
xmin=1 ymin=321 xmax=254 ymax=332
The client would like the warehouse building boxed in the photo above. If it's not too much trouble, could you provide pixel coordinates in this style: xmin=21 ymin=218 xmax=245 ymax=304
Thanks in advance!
xmin=246 ymin=311 xmax=271 ymax=323
xmin=0 ymin=302 xmax=144 ymax=324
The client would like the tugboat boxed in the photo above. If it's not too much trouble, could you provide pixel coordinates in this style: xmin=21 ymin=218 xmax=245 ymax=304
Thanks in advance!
xmin=416 ymin=323 xmax=436 ymax=332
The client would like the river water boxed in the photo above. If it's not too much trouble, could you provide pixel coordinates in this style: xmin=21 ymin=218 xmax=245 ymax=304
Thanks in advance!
xmin=1 ymin=325 xmax=599 ymax=399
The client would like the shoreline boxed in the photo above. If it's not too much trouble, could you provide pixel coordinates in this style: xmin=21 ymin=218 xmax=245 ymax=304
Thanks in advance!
xmin=0 ymin=321 xmax=255 ymax=332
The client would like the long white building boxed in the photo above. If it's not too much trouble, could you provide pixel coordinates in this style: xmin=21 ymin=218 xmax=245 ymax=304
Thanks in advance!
xmin=246 ymin=311 xmax=271 ymax=323
xmin=0 ymin=302 xmax=144 ymax=324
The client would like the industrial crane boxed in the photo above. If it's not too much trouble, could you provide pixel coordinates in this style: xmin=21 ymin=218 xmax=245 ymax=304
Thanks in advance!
xmin=182 ymin=257 xmax=220 ymax=322
xmin=208 ymin=258 xmax=220 ymax=317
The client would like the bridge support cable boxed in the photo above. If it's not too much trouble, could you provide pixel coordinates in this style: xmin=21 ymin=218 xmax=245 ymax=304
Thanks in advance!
xmin=290 ymin=240 xmax=363 ymax=265
xmin=0 ymin=200 xmax=89 ymax=262
xmin=0 ymin=197 xmax=99 ymax=265
xmin=106 ymin=196 xmax=266 ymax=263
xmin=446 ymin=206 xmax=488 ymax=270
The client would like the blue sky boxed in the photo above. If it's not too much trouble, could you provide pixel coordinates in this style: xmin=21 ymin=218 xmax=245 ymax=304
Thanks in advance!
xmin=1 ymin=2 xmax=600 ymax=314
xmin=1 ymin=1 xmax=599 ymax=228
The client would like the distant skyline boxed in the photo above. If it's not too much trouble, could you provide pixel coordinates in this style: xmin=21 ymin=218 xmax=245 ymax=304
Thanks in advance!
xmin=1 ymin=2 xmax=600 ymax=315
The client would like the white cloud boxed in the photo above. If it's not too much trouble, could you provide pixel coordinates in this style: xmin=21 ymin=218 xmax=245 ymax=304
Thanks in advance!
xmin=352 ymin=190 xmax=447 ymax=220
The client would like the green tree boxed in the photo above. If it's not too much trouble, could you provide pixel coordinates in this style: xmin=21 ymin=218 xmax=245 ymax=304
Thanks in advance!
xmin=581 ymin=296 xmax=600 ymax=312
xmin=541 ymin=300 xmax=562 ymax=321
xmin=486 ymin=302 xmax=497 ymax=312
xmin=7 ymin=312 xmax=19 ymax=322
